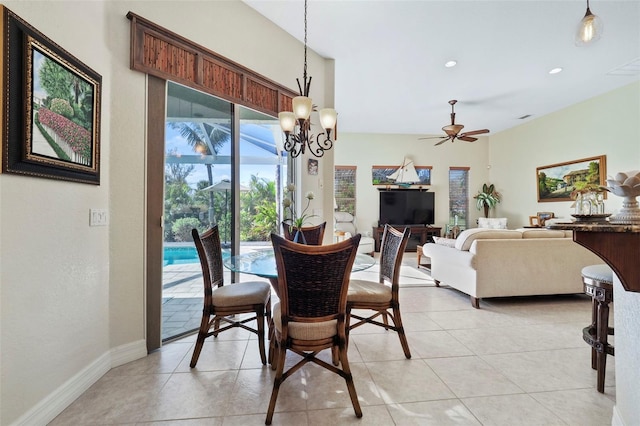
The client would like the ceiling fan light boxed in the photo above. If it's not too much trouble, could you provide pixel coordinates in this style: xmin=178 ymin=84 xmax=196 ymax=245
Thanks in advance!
xmin=319 ymin=108 xmax=337 ymax=130
xmin=292 ymin=96 xmax=313 ymax=120
xmin=443 ymin=124 xmax=464 ymax=134
xmin=576 ymin=6 xmax=603 ymax=46
xmin=278 ymin=111 xmax=296 ymax=132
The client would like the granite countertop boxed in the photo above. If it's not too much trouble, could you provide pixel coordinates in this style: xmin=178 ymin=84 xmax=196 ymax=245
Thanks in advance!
xmin=547 ymin=222 xmax=640 ymax=233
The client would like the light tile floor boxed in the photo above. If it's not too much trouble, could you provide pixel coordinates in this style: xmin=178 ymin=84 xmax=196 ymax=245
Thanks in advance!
xmin=52 ymin=257 xmax=616 ymax=425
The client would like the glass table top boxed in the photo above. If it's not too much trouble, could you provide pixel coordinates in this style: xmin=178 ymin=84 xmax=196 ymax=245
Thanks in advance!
xmin=223 ymin=248 xmax=376 ymax=279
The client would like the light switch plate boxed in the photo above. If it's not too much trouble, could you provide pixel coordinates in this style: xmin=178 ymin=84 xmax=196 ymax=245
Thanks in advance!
xmin=90 ymin=209 xmax=108 ymax=226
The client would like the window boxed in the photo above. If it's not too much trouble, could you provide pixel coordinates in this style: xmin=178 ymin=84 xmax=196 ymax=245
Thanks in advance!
xmin=334 ymin=166 xmax=356 ymax=214
xmin=449 ymin=167 xmax=469 ymax=228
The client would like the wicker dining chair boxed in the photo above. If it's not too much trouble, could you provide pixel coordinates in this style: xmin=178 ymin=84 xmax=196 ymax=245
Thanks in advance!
xmin=281 ymin=221 xmax=326 ymax=245
xmin=266 ymin=233 xmax=362 ymax=425
xmin=346 ymin=225 xmax=412 ymax=358
xmin=189 ymin=226 xmax=271 ymax=367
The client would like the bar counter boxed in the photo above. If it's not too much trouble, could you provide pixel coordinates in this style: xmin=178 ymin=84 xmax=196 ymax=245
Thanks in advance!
xmin=547 ymin=222 xmax=640 ymax=293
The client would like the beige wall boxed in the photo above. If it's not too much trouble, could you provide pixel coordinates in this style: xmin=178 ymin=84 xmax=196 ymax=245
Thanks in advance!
xmin=489 ymin=81 xmax=640 ymax=227
xmin=335 ymin=132 xmax=491 ymax=234
xmin=0 ymin=1 xmax=329 ymax=424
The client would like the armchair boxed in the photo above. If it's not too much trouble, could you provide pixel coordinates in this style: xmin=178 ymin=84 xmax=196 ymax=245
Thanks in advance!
xmin=334 ymin=211 xmax=375 ymax=255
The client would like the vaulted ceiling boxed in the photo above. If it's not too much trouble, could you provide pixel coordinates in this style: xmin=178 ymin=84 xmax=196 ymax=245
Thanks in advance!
xmin=244 ymin=1 xmax=640 ymax=139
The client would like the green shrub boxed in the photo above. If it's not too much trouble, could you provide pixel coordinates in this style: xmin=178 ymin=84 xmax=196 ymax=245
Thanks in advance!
xmin=171 ymin=217 xmax=203 ymax=242
xmin=50 ymin=98 xmax=74 ymax=119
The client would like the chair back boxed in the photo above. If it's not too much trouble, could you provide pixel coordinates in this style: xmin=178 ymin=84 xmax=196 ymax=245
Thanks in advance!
xmin=271 ymin=233 xmax=361 ymax=323
xmin=282 ymin=221 xmax=327 ymax=245
xmin=379 ymin=225 xmax=411 ymax=285
xmin=192 ymin=226 xmax=224 ymax=308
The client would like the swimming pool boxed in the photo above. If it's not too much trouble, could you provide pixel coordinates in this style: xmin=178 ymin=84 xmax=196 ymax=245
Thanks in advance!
xmin=163 ymin=246 xmax=199 ymax=266
xmin=163 ymin=245 xmax=230 ymax=266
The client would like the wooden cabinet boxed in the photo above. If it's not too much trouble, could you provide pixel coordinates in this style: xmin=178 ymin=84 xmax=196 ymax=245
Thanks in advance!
xmin=373 ymin=225 xmax=441 ymax=252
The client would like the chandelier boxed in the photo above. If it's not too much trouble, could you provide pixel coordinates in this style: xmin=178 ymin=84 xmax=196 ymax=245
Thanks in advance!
xmin=278 ymin=0 xmax=337 ymax=158
xmin=575 ymin=0 xmax=603 ymax=46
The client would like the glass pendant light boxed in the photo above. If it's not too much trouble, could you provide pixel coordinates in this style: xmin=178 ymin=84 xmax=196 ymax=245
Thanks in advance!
xmin=576 ymin=0 xmax=603 ymax=46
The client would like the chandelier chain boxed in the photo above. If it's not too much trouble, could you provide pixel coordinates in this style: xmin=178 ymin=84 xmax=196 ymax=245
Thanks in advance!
xmin=303 ymin=0 xmax=308 ymax=82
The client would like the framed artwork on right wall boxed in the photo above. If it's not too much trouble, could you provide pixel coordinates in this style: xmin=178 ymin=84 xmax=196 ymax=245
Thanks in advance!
xmin=536 ymin=155 xmax=606 ymax=202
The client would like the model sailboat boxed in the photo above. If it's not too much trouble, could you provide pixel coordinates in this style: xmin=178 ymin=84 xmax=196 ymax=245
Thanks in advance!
xmin=387 ymin=157 xmax=420 ymax=186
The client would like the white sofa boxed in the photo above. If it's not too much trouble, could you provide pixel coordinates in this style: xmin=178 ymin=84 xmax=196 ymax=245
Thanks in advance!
xmin=422 ymin=228 xmax=602 ymax=308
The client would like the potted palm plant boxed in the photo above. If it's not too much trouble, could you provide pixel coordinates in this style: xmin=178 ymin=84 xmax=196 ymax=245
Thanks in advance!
xmin=474 ymin=183 xmax=501 ymax=218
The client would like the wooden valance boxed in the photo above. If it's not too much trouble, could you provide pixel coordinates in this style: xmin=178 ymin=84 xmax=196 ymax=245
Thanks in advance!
xmin=126 ymin=12 xmax=297 ymax=117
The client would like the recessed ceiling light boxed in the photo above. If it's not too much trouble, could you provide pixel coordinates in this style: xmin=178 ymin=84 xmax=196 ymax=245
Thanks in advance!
xmin=445 ymin=60 xmax=457 ymax=68
xmin=549 ymin=67 xmax=563 ymax=74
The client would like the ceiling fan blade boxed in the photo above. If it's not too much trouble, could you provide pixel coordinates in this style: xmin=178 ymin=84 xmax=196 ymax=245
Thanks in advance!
xmin=434 ymin=137 xmax=450 ymax=146
xmin=419 ymin=136 xmax=448 ymax=140
xmin=458 ymin=136 xmax=478 ymax=142
xmin=460 ymin=129 xmax=490 ymax=137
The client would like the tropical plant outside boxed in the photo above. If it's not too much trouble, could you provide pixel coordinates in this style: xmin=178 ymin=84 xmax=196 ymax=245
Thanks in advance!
xmin=163 ymin=160 xmax=278 ymax=242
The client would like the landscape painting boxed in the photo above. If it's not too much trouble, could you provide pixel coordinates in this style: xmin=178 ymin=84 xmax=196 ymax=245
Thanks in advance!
xmin=29 ymin=45 xmax=97 ymax=166
xmin=536 ymin=155 xmax=606 ymax=202
xmin=2 ymin=7 xmax=101 ymax=184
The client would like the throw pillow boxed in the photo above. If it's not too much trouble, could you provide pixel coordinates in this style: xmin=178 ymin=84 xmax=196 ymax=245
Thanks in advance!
xmin=433 ymin=236 xmax=456 ymax=248
xmin=477 ymin=217 xmax=508 ymax=229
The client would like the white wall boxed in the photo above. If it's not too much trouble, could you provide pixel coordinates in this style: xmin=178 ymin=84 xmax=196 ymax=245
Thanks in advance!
xmin=488 ymin=82 xmax=640 ymax=226
xmin=335 ymin=132 xmax=490 ymax=234
xmin=0 ymin=1 xmax=328 ymax=424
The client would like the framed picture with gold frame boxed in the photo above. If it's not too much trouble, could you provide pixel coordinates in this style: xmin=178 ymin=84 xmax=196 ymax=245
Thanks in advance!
xmin=537 ymin=212 xmax=554 ymax=226
xmin=529 ymin=216 xmax=540 ymax=227
xmin=1 ymin=6 xmax=102 ymax=184
xmin=536 ymin=155 xmax=606 ymax=202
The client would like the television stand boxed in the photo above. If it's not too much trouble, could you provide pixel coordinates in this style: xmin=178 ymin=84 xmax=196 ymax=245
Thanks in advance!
xmin=373 ymin=225 xmax=441 ymax=252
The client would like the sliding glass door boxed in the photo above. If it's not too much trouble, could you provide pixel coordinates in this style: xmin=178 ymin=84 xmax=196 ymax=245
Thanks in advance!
xmin=237 ymin=107 xmax=286 ymax=271
xmin=160 ymin=83 xmax=285 ymax=341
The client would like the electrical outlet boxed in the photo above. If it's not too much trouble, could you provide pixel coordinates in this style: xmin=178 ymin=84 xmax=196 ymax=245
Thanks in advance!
xmin=90 ymin=209 xmax=108 ymax=226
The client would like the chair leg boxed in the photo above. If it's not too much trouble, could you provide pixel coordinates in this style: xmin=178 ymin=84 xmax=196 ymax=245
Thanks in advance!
xmin=337 ymin=340 xmax=362 ymax=418
xmin=331 ymin=344 xmax=339 ymax=366
xmin=590 ymin=297 xmax=598 ymax=370
xmin=345 ymin=307 xmax=352 ymax=348
xmin=265 ymin=344 xmax=287 ymax=425
xmin=257 ymin=307 xmax=267 ymax=365
xmin=381 ymin=311 xmax=390 ymax=330
xmin=595 ymin=300 xmax=610 ymax=393
xmin=213 ymin=316 xmax=221 ymax=337
xmin=392 ymin=307 xmax=411 ymax=359
xmin=190 ymin=314 xmax=210 ymax=368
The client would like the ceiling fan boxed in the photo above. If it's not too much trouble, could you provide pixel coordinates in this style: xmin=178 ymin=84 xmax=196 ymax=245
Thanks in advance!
xmin=420 ymin=100 xmax=489 ymax=146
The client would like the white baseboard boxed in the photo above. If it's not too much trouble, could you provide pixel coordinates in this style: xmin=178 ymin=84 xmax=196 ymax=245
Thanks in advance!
xmin=110 ymin=339 xmax=148 ymax=368
xmin=11 ymin=339 xmax=147 ymax=426
xmin=612 ymin=404 xmax=625 ymax=426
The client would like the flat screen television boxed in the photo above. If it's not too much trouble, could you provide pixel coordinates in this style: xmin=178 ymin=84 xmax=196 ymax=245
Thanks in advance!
xmin=379 ymin=190 xmax=435 ymax=226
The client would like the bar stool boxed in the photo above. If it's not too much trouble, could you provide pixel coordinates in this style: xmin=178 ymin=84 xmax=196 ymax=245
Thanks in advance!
xmin=581 ymin=264 xmax=615 ymax=393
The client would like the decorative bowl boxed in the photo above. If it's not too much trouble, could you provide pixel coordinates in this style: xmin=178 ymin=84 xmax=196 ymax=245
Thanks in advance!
xmin=571 ymin=213 xmax=611 ymax=223
xmin=603 ymin=171 xmax=640 ymax=198
xmin=603 ymin=170 xmax=640 ymax=224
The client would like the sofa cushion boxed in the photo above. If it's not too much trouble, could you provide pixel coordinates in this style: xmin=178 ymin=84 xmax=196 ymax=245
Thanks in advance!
xmin=433 ymin=236 xmax=457 ymax=248
xmin=455 ymin=228 xmax=522 ymax=251
xmin=477 ymin=217 xmax=508 ymax=229
xmin=518 ymin=229 xmax=567 ymax=239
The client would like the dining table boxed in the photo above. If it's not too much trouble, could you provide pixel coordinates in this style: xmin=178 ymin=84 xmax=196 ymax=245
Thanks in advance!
xmin=223 ymin=248 xmax=376 ymax=295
